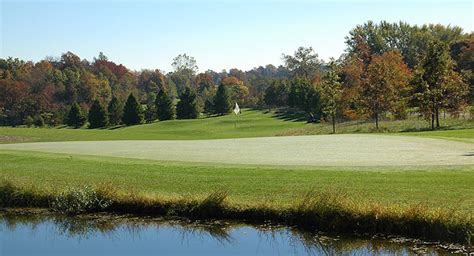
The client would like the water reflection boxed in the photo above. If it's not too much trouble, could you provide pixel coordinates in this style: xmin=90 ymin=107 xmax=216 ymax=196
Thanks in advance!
xmin=0 ymin=209 xmax=466 ymax=255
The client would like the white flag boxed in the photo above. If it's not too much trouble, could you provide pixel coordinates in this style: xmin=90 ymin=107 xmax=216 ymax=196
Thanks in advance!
xmin=233 ymin=102 xmax=240 ymax=115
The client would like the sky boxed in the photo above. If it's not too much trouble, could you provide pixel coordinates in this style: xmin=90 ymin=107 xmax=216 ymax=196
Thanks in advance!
xmin=1 ymin=0 xmax=472 ymax=72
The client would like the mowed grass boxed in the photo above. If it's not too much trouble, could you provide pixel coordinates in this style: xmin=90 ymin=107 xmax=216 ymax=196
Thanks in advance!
xmin=0 ymin=109 xmax=305 ymax=143
xmin=1 ymin=135 xmax=472 ymax=166
xmin=1 ymin=108 xmax=473 ymax=144
xmin=1 ymin=150 xmax=473 ymax=212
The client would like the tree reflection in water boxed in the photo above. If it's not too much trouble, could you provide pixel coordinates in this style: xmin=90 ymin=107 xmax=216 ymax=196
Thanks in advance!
xmin=0 ymin=209 xmax=467 ymax=255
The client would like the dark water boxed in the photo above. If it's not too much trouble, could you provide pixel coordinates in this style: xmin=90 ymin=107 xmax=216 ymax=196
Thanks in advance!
xmin=0 ymin=210 xmax=467 ymax=256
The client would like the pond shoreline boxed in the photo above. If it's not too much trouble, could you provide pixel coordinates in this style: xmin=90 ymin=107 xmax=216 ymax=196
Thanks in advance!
xmin=1 ymin=180 xmax=473 ymax=247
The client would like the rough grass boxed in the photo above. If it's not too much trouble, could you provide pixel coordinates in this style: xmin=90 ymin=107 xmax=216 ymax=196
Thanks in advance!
xmin=0 ymin=179 xmax=472 ymax=245
xmin=1 ymin=109 xmax=472 ymax=144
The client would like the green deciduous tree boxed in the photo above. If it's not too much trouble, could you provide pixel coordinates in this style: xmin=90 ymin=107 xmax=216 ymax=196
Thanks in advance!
xmin=214 ymin=84 xmax=232 ymax=115
xmin=88 ymin=99 xmax=108 ymax=128
xmin=264 ymin=80 xmax=289 ymax=107
xmin=65 ymin=102 xmax=86 ymax=128
xmin=282 ymin=47 xmax=322 ymax=80
xmin=176 ymin=87 xmax=199 ymax=119
xmin=155 ymin=90 xmax=175 ymax=121
xmin=412 ymin=40 xmax=469 ymax=129
xmin=122 ymin=93 xmax=144 ymax=125
xmin=319 ymin=61 xmax=343 ymax=133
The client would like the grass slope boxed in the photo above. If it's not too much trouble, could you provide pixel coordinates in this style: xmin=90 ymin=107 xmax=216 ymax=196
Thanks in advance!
xmin=1 ymin=109 xmax=473 ymax=143
xmin=0 ymin=109 xmax=304 ymax=143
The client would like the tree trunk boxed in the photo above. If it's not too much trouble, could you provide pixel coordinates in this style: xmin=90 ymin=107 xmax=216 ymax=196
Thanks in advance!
xmin=375 ymin=113 xmax=379 ymax=130
xmin=332 ymin=113 xmax=336 ymax=134
xmin=431 ymin=112 xmax=435 ymax=130
xmin=435 ymin=107 xmax=440 ymax=128
xmin=431 ymin=101 xmax=435 ymax=130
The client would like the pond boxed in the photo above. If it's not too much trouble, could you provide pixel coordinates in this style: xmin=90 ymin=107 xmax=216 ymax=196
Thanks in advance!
xmin=0 ymin=209 xmax=468 ymax=255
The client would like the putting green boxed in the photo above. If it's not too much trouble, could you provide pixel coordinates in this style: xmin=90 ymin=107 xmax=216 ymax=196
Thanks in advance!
xmin=1 ymin=134 xmax=472 ymax=167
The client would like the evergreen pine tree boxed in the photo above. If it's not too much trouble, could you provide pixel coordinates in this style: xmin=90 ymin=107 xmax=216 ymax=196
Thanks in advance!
xmin=107 ymin=96 xmax=123 ymax=126
xmin=203 ymin=98 xmax=215 ymax=116
xmin=65 ymin=102 xmax=86 ymax=128
xmin=176 ymin=87 xmax=199 ymax=119
xmin=122 ymin=93 xmax=144 ymax=125
xmin=144 ymin=103 xmax=156 ymax=123
xmin=155 ymin=90 xmax=175 ymax=121
xmin=88 ymin=99 xmax=109 ymax=128
xmin=214 ymin=84 xmax=232 ymax=115
xmin=34 ymin=115 xmax=45 ymax=127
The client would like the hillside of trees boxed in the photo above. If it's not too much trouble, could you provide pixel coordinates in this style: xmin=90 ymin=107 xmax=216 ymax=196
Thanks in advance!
xmin=1 ymin=21 xmax=472 ymax=130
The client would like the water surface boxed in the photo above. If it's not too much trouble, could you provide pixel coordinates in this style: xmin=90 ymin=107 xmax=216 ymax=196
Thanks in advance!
xmin=0 ymin=210 xmax=465 ymax=255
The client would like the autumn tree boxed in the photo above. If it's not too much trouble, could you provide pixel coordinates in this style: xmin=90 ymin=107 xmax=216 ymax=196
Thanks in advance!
xmin=155 ymin=90 xmax=175 ymax=121
xmin=339 ymin=56 xmax=365 ymax=120
xmin=319 ymin=60 xmax=343 ymax=133
xmin=88 ymin=99 xmax=108 ymax=128
xmin=214 ymin=84 xmax=232 ymax=115
xmin=220 ymin=76 xmax=249 ymax=104
xmin=107 ymin=96 xmax=123 ymax=126
xmin=176 ymin=87 xmax=199 ymax=119
xmin=122 ymin=93 xmax=144 ymax=125
xmin=363 ymin=51 xmax=411 ymax=129
xmin=412 ymin=40 xmax=468 ymax=129
xmin=65 ymin=102 xmax=86 ymax=128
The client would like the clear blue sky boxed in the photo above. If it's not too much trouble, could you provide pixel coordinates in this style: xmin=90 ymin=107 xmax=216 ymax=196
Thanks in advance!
xmin=1 ymin=0 xmax=472 ymax=72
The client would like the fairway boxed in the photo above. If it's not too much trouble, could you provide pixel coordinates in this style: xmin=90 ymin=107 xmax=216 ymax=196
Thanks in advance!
xmin=1 ymin=134 xmax=472 ymax=167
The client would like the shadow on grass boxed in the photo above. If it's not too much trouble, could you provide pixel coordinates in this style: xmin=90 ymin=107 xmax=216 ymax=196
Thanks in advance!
xmin=270 ymin=108 xmax=307 ymax=122
xmin=107 ymin=125 xmax=126 ymax=130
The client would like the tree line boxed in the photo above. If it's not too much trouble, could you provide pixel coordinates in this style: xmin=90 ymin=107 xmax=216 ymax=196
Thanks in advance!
xmin=0 ymin=21 xmax=472 ymax=130
xmin=265 ymin=21 xmax=472 ymax=131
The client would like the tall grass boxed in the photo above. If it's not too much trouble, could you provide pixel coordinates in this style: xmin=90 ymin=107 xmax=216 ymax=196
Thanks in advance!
xmin=0 ymin=179 xmax=472 ymax=245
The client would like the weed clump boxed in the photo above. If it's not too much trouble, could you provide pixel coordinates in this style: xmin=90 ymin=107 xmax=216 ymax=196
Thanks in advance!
xmin=51 ymin=186 xmax=112 ymax=215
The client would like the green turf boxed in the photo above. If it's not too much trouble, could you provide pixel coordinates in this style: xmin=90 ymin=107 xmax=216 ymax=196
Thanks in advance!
xmin=1 ymin=109 xmax=473 ymax=214
xmin=1 ymin=135 xmax=472 ymax=166
xmin=0 ymin=109 xmax=305 ymax=143
xmin=1 ymin=150 xmax=473 ymax=212
xmin=1 ymin=109 xmax=473 ymax=143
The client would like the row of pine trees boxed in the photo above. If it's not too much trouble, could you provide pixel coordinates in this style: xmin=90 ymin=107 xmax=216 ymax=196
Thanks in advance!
xmin=64 ymin=84 xmax=234 ymax=128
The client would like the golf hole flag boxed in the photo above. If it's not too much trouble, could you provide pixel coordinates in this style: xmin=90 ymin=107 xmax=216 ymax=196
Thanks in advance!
xmin=233 ymin=102 xmax=240 ymax=115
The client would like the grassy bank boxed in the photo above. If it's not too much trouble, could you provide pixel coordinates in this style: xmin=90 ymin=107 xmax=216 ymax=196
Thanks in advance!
xmin=1 ymin=179 xmax=472 ymax=245
xmin=1 ymin=150 xmax=473 ymax=211
xmin=1 ymin=109 xmax=472 ymax=143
